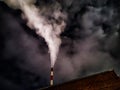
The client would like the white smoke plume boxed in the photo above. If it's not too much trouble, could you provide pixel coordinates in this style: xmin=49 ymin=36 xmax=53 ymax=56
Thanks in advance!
xmin=3 ymin=0 xmax=67 ymax=68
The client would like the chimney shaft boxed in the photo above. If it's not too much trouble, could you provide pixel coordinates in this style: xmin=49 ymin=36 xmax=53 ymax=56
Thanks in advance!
xmin=50 ymin=67 xmax=54 ymax=86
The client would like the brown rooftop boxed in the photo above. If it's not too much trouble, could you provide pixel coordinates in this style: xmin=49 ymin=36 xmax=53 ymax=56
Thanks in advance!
xmin=42 ymin=70 xmax=120 ymax=90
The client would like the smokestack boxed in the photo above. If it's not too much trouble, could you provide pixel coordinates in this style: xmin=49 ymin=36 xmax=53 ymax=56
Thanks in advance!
xmin=50 ymin=67 xmax=54 ymax=86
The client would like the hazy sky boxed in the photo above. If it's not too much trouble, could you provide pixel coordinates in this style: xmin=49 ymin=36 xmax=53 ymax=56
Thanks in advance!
xmin=0 ymin=0 xmax=120 ymax=90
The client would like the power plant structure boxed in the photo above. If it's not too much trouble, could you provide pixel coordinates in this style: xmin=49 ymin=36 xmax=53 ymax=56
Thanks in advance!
xmin=50 ymin=67 xmax=54 ymax=86
xmin=42 ymin=70 xmax=120 ymax=90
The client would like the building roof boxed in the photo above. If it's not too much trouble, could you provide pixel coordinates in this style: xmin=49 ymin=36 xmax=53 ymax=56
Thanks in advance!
xmin=42 ymin=70 xmax=120 ymax=90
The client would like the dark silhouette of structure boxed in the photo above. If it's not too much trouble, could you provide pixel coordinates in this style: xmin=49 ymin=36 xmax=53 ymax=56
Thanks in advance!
xmin=42 ymin=70 xmax=120 ymax=90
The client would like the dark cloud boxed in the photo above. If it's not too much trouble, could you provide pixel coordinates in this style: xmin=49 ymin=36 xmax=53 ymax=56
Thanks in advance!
xmin=0 ymin=0 xmax=120 ymax=89
xmin=0 ymin=2 xmax=50 ymax=89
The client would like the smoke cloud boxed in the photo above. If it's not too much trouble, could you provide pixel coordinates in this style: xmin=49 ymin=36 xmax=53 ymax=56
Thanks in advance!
xmin=1 ymin=0 xmax=120 ymax=89
xmin=3 ymin=0 xmax=67 ymax=68
xmin=53 ymin=2 xmax=120 ymax=84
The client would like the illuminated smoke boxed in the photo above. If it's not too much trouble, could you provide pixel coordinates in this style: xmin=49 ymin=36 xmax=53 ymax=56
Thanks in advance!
xmin=3 ymin=0 xmax=67 ymax=67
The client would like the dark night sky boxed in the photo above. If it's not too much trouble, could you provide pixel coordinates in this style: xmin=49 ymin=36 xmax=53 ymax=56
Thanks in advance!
xmin=0 ymin=0 xmax=120 ymax=90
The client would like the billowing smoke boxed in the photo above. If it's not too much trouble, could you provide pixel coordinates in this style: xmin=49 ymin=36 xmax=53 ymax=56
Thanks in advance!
xmin=2 ymin=0 xmax=67 ymax=67
xmin=1 ymin=0 xmax=120 ymax=88
xmin=53 ymin=2 xmax=120 ymax=84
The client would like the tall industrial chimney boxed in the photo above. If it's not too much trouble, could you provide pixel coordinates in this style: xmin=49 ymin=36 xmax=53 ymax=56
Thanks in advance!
xmin=50 ymin=67 xmax=54 ymax=86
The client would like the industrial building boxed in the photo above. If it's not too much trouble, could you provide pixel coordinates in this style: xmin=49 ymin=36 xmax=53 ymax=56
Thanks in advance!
xmin=42 ymin=70 xmax=120 ymax=90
